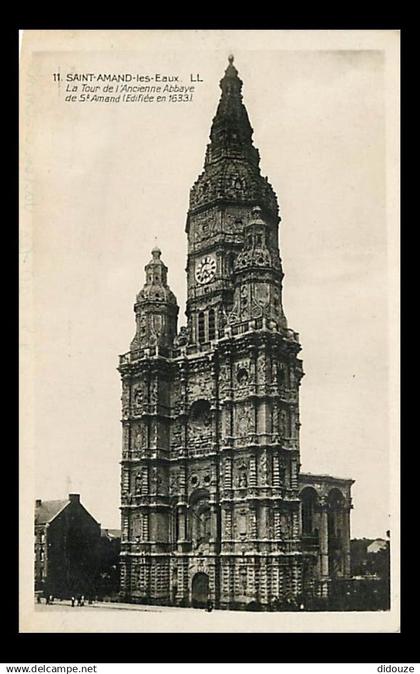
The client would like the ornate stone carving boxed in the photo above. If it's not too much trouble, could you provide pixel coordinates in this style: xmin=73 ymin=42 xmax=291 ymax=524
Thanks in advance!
xmin=134 ymin=472 xmax=142 ymax=495
xmin=237 ymin=367 xmax=249 ymax=386
xmin=237 ymin=408 xmax=252 ymax=437
xmin=169 ymin=472 xmax=180 ymax=495
xmin=119 ymin=56 xmax=354 ymax=609
xmin=121 ymin=383 xmax=130 ymax=419
xmin=133 ymin=426 xmax=143 ymax=451
xmin=132 ymin=383 xmax=143 ymax=412
xmin=173 ymin=326 xmax=188 ymax=348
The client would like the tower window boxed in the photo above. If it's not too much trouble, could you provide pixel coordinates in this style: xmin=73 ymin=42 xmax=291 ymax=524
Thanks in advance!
xmin=301 ymin=488 xmax=318 ymax=535
xmin=198 ymin=312 xmax=205 ymax=343
xmin=208 ymin=309 xmax=216 ymax=341
xmin=227 ymin=252 xmax=236 ymax=274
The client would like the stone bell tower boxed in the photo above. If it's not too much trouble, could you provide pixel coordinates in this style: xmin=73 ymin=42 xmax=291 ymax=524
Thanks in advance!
xmin=118 ymin=55 xmax=353 ymax=609
xmin=186 ymin=54 xmax=280 ymax=346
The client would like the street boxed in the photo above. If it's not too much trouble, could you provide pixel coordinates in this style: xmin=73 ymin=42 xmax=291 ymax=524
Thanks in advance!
xmin=35 ymin=599 xmax=207 ymax=613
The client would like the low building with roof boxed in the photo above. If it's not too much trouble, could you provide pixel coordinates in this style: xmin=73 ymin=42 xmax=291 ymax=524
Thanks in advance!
xmin=34 ymin=493 xmax=101 ymax=598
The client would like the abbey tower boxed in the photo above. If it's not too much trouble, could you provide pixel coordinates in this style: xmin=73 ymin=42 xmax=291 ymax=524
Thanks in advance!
xmin=118 ymin=56 xmax=353 ymax=609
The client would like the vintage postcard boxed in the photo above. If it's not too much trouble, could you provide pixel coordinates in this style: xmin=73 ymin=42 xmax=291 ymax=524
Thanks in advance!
xmin=19 ymin=29 xmax=400 ymax=633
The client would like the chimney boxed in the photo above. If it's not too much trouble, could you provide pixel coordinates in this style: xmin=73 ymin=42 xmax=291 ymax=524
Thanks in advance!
xmin=69 ymin=493 xmax=80 ymax=503
xmin=35 ymin=499 xmax=42 ymax=507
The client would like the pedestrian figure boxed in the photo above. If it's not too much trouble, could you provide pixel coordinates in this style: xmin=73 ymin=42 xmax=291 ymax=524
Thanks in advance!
xmin=206 ymin=598 xmax=213 ymax=612
xmin=46 ymin=595 xmax=50 ymax=605
xmin=36 ymin=594 xmax=41 ymax=604
xmin=71 ymin=596 xmax=75 ymax=607
xmin=80 ymin=595 xmax=85 ymax=607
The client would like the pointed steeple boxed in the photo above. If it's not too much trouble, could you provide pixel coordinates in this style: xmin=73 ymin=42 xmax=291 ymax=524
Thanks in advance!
xmin=130 ymin=247 xmax=178 ymax=351
xmin=205 ymin=54 xmax=260 ymax=168
xmin=189 ymin=56 xmax=279 ymax=221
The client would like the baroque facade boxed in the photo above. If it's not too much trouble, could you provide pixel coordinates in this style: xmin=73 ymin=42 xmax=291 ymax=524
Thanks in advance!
xmin=118 ymin=56 xmax=354 ymax=609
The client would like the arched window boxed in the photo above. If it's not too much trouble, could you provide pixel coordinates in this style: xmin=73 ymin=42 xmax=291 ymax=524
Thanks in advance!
xmin=198 ymin=312 xmax=205 ymax=343
xmin=208 ymin=309 xmax=216 ymax=341
xmin=190 ymin=399 xmax=211 ymax=427
xmin=189 ymin=490 xmax=215 ymax=551
xmin=301 ymin=487 xmax=318 ymax=536
xmin=227 ymin=252 xmax=236 ymax=275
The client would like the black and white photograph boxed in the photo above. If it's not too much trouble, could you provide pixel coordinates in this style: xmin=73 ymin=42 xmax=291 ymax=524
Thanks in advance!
xmin=19 ymin=29 xmax=400 ymax=633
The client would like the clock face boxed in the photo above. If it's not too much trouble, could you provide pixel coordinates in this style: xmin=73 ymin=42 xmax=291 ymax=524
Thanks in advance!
xmin=195 ymin=255 xmax=216 ymax=284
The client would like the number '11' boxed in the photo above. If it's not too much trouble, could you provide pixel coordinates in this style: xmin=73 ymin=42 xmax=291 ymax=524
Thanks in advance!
xmin=53 ymin=73 xmax=61 ymax=82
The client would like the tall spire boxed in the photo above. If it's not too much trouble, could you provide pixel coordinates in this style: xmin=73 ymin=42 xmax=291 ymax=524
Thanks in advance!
xmin=206 ymin=53 xmax=259 ymax=168
xmin=189 ymin=56 xmax=279 ymax=221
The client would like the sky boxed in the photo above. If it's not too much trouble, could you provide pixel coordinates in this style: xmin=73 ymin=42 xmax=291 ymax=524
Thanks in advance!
xmin=22 ymin=31 xmax=397 ymax=540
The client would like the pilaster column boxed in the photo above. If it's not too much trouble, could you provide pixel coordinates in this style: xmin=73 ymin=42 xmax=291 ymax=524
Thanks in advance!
xmin=249 ymin=454 xmax=257 ymax=488
xmin=177 ymin=506 xmax=187 ymax=543
xmin=249 ymin=506 xmax=257 ymax=540
xmin=272 ymin=454 xmax=280 ymax=488
xmin=222 ymin=506 xmax=232 ymax=541
xmin=224 ymin=455 xmax=232 ymax=490
xmin=342 ymin=505 xmax=352 ymax=577
xmin=258 ymin=503 xmax=269 ymax=540
xmin=210 ymin=503 xmax=218 ymax=542
xmin=319 ymin=502 xmax=329 ymax=579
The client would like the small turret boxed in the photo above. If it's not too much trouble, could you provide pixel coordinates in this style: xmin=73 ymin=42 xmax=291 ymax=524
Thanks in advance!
xmin=229 ymin=206 xmax=287 ymax=329
xmin=130 ymin=246 xmax=179 ymax=351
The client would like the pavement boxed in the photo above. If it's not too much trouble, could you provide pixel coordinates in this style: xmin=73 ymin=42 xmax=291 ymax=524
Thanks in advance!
xmin=35 ymin=599 xmax=204 ymax=613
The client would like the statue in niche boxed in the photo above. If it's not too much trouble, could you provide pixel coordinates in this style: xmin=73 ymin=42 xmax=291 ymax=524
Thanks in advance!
xmin=133 ymin=386 xmax=143 ymax=410
xmin=279 ymin=468 xmax=286 ymax=486
xmin=190 ymin=498 xmax=211 ymax=551
xmin=238 ymin=415 xmax=248 ymax=437
xmin=134 ymin=473 xmax=141 ymax=495
xmin=259 ymin=452 xmax=268 ymax=484
xmin=238 ymin=471 xmax=247 ymax=488
xmin=237 ymin=406 xmax=252 ymax=437
xmin=237 ymin=368 xmax=249 ymax=386
xmin=219 ymin=305 xmax=228 ymax=330
xmin=257 ymin=356 xmax=266 ymax=382
xmin=280 ymin=410 xmax=288 ymax=437
xmin=134 ymin=428 xmax=143 ymax=450
xmin=280 ymin=515 xmax=290 ymax=538
xmin=170 ymin=473 xmax=180 ymax=494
